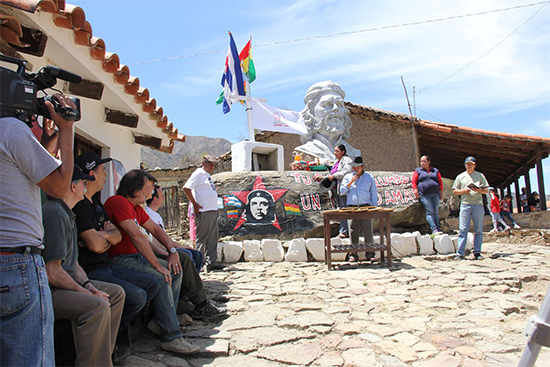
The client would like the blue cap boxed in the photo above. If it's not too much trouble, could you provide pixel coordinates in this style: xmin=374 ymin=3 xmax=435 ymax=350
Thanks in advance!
xmin=464 ymin=156 xmax=476 ymax=164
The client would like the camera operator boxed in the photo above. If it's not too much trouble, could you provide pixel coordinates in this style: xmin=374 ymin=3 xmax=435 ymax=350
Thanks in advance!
xmin=0 ymin=95 xmax=76 ymax=366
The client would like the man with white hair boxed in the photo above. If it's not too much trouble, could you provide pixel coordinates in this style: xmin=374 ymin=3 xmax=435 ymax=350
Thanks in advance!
xmin=294 ymin=81 xmax=360 ymax=161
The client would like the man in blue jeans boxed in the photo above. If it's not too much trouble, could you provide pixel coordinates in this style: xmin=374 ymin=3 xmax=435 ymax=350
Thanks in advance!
xmin=74 ymin=152 xmax=159 ymax=334
xmin=1 ymin=96 xmax=76 ymax=366
xmin=104 ymin=169 xmax=200 ymax=355
xmin=452 ymin=156 xmax=489 ymax=260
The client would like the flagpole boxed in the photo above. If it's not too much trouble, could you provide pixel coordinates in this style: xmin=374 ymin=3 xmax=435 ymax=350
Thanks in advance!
xmin=245 ymin=36 xmax=255 ymax=142
xmin=245 ymin=81 xmax=255 ymax=142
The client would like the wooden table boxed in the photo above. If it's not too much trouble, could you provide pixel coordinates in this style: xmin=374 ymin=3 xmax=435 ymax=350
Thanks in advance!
xmin=323 ymin=208 xmax=393 ymax=270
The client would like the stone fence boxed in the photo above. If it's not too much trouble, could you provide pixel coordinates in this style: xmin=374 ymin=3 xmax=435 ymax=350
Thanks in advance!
xmin=207 ymin=229 xmax=550 ymax=265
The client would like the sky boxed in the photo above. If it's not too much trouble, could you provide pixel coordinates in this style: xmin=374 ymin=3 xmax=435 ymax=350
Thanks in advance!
xmin=70 ymin=0 xmax=550 ymax=195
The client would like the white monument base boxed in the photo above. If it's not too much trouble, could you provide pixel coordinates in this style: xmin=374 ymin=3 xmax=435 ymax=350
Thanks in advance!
xmin=231 ymin=141 xmax=284 ymax=172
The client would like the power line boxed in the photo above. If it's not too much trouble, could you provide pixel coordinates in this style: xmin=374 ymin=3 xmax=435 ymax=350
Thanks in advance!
xmin=415 ymin=107 xmax=448 ymax=123
xmin=128 ymin=1 xmax=550 ymax=66
xmin=419 ymin=2 xmax=548 ymax=93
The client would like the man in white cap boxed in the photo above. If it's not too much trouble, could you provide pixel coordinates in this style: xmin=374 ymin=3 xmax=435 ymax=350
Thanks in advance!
xmin=184 ymin=155 xmax=224 ymax=270
xmin=452 ymin=156 xmax=489 ymax=260
xmin=340 ymin=156 xmax=378 ymax=262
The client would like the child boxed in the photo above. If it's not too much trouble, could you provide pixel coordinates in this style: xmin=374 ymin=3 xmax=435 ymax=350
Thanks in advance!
xmin=500 ymin=194 xmax=520 ymax=229
xmin=489 ymin=189 xmax=510 ymax=233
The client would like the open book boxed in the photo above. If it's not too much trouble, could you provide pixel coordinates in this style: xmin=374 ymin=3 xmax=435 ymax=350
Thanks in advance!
xmin=467 ymin=181 xmax=487 ymax=190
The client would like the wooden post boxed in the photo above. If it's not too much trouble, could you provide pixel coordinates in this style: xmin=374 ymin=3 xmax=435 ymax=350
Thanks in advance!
xmin=514 ymin=179 xmax=521 ymax=213
xmin=524 ymin=166 xmax=532 ymax=197
xmin=536 ymin=155 xmax=547 ymax=211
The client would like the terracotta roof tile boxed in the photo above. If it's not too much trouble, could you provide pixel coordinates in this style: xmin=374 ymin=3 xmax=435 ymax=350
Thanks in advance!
xmin=73 ymin=20 xmax=91 ymax=46
xmin=89 ymin=36 xmax=105 ymax=60
xmin=124 ymin=76 xmax=139 ymax=95
xmin=0 ymin=0 xmax=184 ymax=150
xmin=114 ymin=64 xmax=129 ymax=84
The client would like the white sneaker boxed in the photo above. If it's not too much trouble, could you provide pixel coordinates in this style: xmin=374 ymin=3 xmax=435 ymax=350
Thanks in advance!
xmin=489 ymin=229 xmax=497 ymax=234
xmin=514 ymin=224 xmax=521 ymax=229
xmin=504 ymin=226 xmax=511 ymax=231
xmin=161 ymin=337 xmax=200 ymax=355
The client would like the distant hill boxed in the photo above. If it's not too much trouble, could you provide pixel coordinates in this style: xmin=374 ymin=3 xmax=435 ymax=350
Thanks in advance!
xmin=141 ymin=135 xmax=232 ymax=170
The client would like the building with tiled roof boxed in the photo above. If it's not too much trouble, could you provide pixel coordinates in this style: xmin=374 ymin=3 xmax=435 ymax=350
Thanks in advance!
xmin=1 ymin=0 xmax=185 ymax=198
xmin=257 ymin=101 xmax=549 ymax=211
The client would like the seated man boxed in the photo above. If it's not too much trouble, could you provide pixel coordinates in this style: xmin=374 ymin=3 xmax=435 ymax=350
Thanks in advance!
xmin=74 ymin=152 xmax=159 ymax=334
xmin=142 ymin=182 xmax=225 ymax=318
xmin=146 ymin=184 xmax=204 ymax=272
xmin=103 ymin=170 xmax=202 ymax=355
xmin=42 ymin=165 xmax=125 ymax=367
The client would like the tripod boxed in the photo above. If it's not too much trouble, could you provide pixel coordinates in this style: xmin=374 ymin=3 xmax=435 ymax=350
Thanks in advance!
xmin=518 ymin=286 xmax=550 ymax=366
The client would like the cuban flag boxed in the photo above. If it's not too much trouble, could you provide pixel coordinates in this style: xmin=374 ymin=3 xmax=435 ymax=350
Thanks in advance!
xmin=221 ymin=32 xmax=245 ymax=114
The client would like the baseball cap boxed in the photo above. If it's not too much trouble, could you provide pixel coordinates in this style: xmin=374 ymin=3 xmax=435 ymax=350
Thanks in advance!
xmin=203 ymin=155 xmax=218 ymax=163
xmin=464 ymin=156 xmax=476 ymax=164
xmin=75 ymin=152 xmax=112 ymax=174
xmin=351 ymin=156 xmax=364 ymax=167
xmin=72 ymin=164 xmax=95 ymax=182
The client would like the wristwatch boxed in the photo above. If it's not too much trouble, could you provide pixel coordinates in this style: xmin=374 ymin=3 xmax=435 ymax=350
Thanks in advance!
xmin=169 ymin=247 xmax=177 ymax=254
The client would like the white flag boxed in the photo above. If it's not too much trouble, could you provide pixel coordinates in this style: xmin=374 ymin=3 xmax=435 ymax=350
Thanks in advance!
xmin=250 ymin=98 xmax=307 ymax=135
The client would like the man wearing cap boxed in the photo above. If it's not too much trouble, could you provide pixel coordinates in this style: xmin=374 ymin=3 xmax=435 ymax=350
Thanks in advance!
xmin=452 ymin=156 xmax=489 ymax=260
xmin=184 ymin=155 xmax=224 ymax=271
xmin=73 ymin=152 xmax=159 ymax=335
xmin=42 ymin=164 xmax=125 ymax=367
xmin=339 ymin=156 xmax=379 ymax=262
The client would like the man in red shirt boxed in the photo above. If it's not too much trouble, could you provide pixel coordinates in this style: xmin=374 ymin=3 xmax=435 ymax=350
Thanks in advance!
xmin=104 ymin=169 xmax=199 ymax=355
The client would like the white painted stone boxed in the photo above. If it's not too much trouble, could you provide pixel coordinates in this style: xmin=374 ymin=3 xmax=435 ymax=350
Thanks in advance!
xmin=223 ymin=241 xmax=243 ymax=263
xmin=262 ymin=239 xmax=284 ymax=262
xmin=467 ymin=232 xmax=474 ymax=251
xmin=418 ymin=235 xmax=434 ymax=255
xmin=231 ymin=141 xmax=284 ymax=172
xmin=243 ymin=240 xmax=263 ymax=262
xmin=330 ymin=238 xmax=347 ymax=261
xmin=433 ymin=234 xmax=454 ymax=254
xmin=305 ymin=238 xmax=325 ymax=262
xmin=217 ymin=241 xmax=224 ymax=262
xmin=398 ymin=233 xmax=418 ymax=257
xmin=285 ymin=238 xmax=308 ymax=262
xmin=450 ymin=235 xmax=458 ymax=253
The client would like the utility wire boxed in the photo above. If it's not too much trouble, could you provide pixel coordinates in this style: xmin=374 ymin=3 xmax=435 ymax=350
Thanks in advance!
xmin=128 ymin=1 xmax=549 ymax=66
xmin=419 ymin=2 xmax=548 ymax=93
xmin=415 ymin=108 xmax=448 ymax=123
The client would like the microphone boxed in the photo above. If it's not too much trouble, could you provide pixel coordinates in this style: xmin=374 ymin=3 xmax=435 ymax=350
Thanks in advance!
xmin=43 ymin=66 xmax=82 ymax=84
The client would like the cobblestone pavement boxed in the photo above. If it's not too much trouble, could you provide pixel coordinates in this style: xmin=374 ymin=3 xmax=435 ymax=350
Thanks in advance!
xmin=122 ymin=241 xmax=550 ymax=367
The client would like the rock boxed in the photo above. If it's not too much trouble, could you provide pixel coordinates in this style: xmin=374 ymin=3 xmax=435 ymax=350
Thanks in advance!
xmin=434 ymin=234 xmax=454 ymax=254
xmin=212 ymin=171 xmax=452 ymax=240
xmin=330 ymin=238 xmax=347 ymax=261
xmin=418 ymin=234 xmax=434 ymax=255
xmin=243 ymin=240 xmax=263 ymax=262
xmin=255 ymin=341 xmax=323 ymax=365
xmin=223 ymin=241 xmax=243 ymax=263
xmin=122 ymin=356 xmax=164 ymax=367
xmin=262 ymin=239 xmax=284 ymax=261
xmin=217 ymin=241 xmax=224 ymax=262
xmin=467 ymin=232 xmax=474 ymax=250
xmin=285 ymin=238 xmax=308 ymax=262
xmin=306 ymin=238 xmax=325 ymax=261
xmin=391 ymin=233 xmax=417 ymax=257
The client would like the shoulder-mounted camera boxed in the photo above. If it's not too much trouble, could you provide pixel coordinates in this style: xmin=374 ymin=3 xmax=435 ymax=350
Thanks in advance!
xmin=0 ymin=55 xmax=82 ymax=126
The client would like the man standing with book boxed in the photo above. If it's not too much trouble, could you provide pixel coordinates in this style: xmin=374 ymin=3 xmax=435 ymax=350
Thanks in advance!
xmin=452 ymin=156 xmax=489 ymax=260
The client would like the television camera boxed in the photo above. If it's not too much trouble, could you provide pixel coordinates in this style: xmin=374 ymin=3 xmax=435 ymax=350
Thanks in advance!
xmin=0 ymin=54 xmax=82 ymax=127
